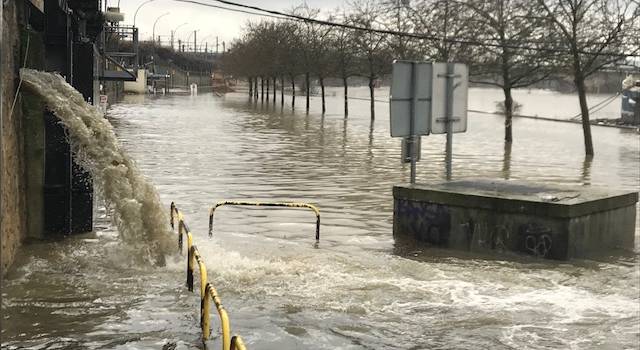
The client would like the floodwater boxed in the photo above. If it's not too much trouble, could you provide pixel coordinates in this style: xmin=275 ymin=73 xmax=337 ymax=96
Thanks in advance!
xmin=2 ymin=86 xmax=639 ymax=349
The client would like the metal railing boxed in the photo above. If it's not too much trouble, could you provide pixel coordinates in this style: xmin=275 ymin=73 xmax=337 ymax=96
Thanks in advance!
xmin=170 ymin=202 xmax=247 ymax=350
xmin=208 ymin=201 xmax=321 ymax=241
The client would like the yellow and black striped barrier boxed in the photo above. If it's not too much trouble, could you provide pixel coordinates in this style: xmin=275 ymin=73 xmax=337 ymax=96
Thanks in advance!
xmin=208 ymin=201 xmax=321 ymax=241
xmin=170 ymin=202 xmax=247 ymax=350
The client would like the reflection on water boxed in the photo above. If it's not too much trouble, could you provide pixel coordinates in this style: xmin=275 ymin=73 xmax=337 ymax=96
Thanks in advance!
xmin=582 ymin=155 xmax=594 ymax=185
xmin=502 ymin=143 xmax=512 ymax=180
xmin=2 ymin=90 xmax=639 ymax=349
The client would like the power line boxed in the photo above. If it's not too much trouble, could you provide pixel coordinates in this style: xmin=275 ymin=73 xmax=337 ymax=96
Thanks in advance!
xmin=172 ymin=0 xmax=291 ymax=21
xmin=175 ymin=0 xmax=640 ymax=58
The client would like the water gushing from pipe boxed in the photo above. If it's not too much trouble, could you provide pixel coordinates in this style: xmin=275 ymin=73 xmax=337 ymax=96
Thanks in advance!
xmin=20 ymin=69 xmax=173 ymax=264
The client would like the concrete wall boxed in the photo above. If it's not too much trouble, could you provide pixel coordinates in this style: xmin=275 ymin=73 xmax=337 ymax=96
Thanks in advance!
xmin=22 ymin=91 xmax=45 ymax=240
xmin=393 ymin=199 xmax=571 ymax=259
xmin=1 ymin=1 xmax=28 ymax=276
xmin=568 ymin=205 xmax=637 ymax=257
xmin=393 ymin=182 xmax=638 ymax=260
xmin=123 ymin=69 xmax=147 ymax=94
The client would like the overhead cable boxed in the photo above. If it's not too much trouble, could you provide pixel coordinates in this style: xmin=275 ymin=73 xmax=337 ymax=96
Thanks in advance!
xmin=172 ymin=0 xmax=640 ymax=58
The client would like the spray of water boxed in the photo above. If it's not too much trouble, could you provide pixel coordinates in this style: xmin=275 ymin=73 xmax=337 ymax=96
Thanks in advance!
xmin=20 ymin=69 xmax=174 ymax=263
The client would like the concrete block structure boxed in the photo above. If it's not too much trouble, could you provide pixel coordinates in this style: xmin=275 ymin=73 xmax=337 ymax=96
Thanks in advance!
xmin=393 ymin=180 xmax=638 ymax=260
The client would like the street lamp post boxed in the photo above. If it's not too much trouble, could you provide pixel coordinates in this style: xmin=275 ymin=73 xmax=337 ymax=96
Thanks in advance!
xmin=171 ymin=22 xmax=188 ymax=51
xmin=133 ymin=0 xmax=155 ymax=27
xmin=152 ymin=12 xmax=170 ymax=45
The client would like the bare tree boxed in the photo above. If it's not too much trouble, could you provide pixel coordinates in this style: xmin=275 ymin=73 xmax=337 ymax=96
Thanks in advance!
xmin=537 ymin=0 xmax=640 ymax=156
xmin=292 ymin=5 xmax=329 ymax=114
xmin=410 ymin=0 xmax=475 ymax=62
xmin=312 ymin=22 xmax=335 ymax=114
xmin=464 ymin=0 xmax=558 ymax=144
xmin=280 ymin=22 xmax=303 ymax=108
xmin=350 ymin=0 xmax=391 ymax=120
xmin=329 ymin=10 xmax=359 ymax=116
xmin=380 ymin=0 xmax=420 ymax=60
xmin=221 ymin=36 xmax=261 ymax=99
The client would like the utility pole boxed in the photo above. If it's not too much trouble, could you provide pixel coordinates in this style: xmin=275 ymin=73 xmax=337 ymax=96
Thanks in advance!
xmin=216 ymin=36 xmax=219 ymax=54
xmin=193 ymin=30 xmax=197 ymax=53
xmin=170 ymin=22 xmax=187 ymax=51
xmin=222 ymin=41 xmax=225 ymax=53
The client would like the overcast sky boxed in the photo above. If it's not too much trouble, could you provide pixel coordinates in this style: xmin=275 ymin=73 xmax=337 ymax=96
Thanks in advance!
xmin=114 ymin=0 xmax=345 ymax=48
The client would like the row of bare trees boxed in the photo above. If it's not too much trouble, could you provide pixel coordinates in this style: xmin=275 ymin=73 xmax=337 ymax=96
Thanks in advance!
xmin=221 ymin=0 xmax=639 ymax=155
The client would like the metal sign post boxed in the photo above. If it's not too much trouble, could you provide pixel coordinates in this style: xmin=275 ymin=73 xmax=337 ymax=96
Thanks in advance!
xmin=431 ymin=63 xmax=468 ymax=180
xmin=408 ymin=62 xmax=419 ymax=184
xmin=390 ymin=61 xmax=431 ymax=184
xmin=445 ymin=63 xmax=455 ymax=180
xmin=390 ymin=61 xmax=467 ymax=183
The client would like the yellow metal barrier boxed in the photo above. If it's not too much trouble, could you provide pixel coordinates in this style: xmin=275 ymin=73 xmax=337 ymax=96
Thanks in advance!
xmin=208 ymin=201 xmax=321 ymax=241
xmin=231 ymin=335 xmax=247 ymax=350
xmin=170 ymin=202 xmax=248 ymax=349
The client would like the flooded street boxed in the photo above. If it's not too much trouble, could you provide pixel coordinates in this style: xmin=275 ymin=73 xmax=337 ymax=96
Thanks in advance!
xmin=2 ymin=88 xmax=639 ymax=349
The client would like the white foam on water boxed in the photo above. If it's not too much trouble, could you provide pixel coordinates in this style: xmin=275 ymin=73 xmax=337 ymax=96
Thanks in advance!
xmin=20 ymin=69 xmax=173 ymax=262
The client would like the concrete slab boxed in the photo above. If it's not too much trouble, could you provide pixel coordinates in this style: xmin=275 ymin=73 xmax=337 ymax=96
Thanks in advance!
xmin=393 ymin=179 xmax=638 ymax=260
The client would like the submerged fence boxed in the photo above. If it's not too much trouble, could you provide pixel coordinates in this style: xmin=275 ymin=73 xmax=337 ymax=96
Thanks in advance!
xmin=208 ymin=201 xmax=321 ymax=241
xmin=170 ymin=202 xmax=247 ymax=350
xmin=169 ymin=199 xmax=321 ymax=347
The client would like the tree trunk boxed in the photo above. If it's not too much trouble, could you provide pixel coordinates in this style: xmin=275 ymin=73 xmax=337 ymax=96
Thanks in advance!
xmin=320 ymin=77 xmax=326 ymax=114
xmin=502 ymin=142 xmax=512 ymax=180
xmin=576 ymin=73 xmax=594 ymax=156
xmin=261 ymin=78 xmax=264 ymax=102
xmin=369 ymin=77 xmax=375 ymax=120
xmin=502 ymin=85 xmax=513 ymax=143
xmin=569 ymin=41 xmax=594 ymax=155
xmin=280 ymin=76 xmax=285 ymax=107
xmin=305 ymin=72 xmax=310 ymax=113
xmin=248 ymin=77 xmax=253 ymax=97
xmin=343 ymin=76 xmax=348 ymax=117
xmin=291 ymin=76 xmax=296 ymax=109
xmin=266 ymin=77 xmax=269 ymax=103
xmin=254 ymin=78 xmax=258 ymax=99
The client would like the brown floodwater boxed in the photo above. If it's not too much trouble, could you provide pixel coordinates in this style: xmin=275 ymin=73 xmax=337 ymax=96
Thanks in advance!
xmin=2 ymin=87 xmax=639 ymax=349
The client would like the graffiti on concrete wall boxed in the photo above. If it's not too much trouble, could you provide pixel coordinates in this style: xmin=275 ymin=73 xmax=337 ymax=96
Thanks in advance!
xmin=396 ymin=200 xmax=451 ymax=245
xmin=461 ymin=219 xmax=509 ymax=251
xmin=460 ymin=220 xmax=554 ymax=258
xmin=518 ymin=222 xmax=553 ymax=258
xmin=397 ymin=199 xmax=556 ymax=258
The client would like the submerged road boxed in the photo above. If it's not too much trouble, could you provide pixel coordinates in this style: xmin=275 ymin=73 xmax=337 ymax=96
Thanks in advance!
xmin=2 ymin=88 xmax=639 ymax=349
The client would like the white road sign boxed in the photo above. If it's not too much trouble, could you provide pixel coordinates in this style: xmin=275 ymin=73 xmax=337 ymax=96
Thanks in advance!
xmin=389 ymin=60 xmax=469 ymax=181
xmin=430 ymin=63 xmax=468 ymax=134
xmin=389 ymin=61 xmax=432 ymax=137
